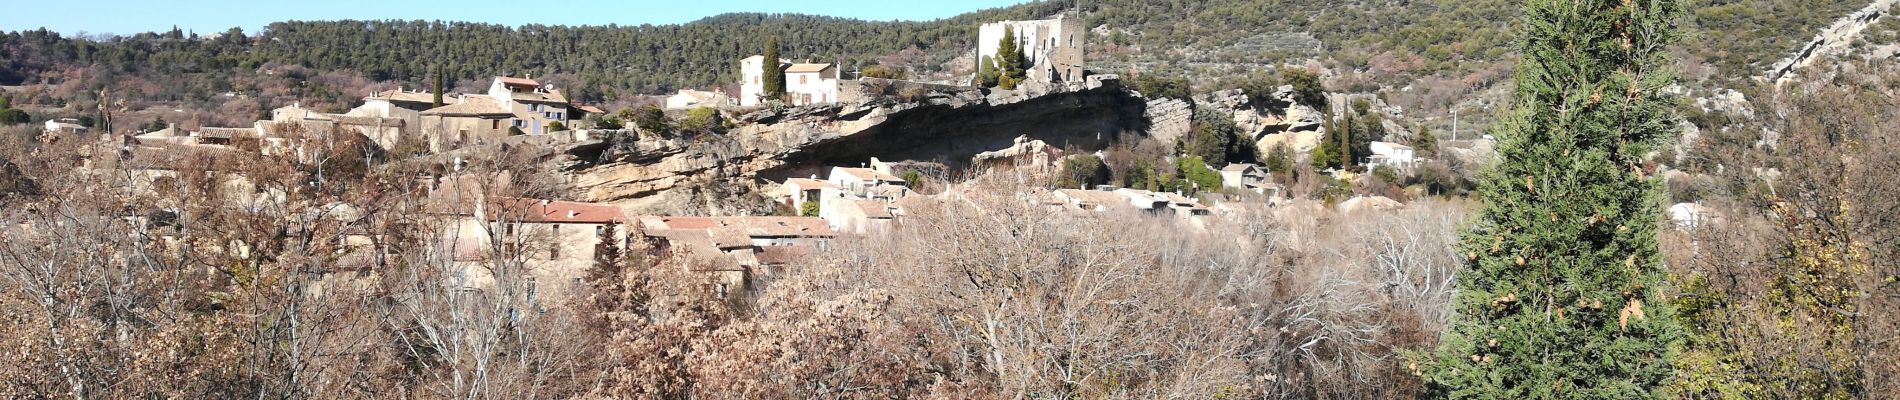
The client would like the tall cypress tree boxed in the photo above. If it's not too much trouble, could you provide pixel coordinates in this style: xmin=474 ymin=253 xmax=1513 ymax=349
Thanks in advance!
xmin=762 ymin=36 xmax=785 ymax=101
xmin=431 ymin=64 xmax=445 ymax=108
xmin=1424 ymin=0 xmax=1683 ymax=398
xmin=994 ymin=25 xmax=1025 ymax=89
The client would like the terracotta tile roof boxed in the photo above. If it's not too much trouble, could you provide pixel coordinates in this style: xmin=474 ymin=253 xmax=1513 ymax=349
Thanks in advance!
xmin=510 ymin=90 xmax=569 ymax=104
xmin=786 ymin=178 xmax=838 ymax=191
xmin=496 ymin=76 xmax=540 ymax=88
xmin=1221 ymin=163 xmax=1259 ymax=172
xmin=785 ymin=63 xmax=833 ymax=73
xmin=487 ymin=198 xmax=628 ymax=224
xmin=706 ymin=227 xmax=753 ymax=250
xmin=196 ymin=127 xmax=256 ymax=139
xmin=833 ymin=167 xmax=903 ymax=182
xmin=421 ymin=98 xmax=512 ymax=117
xmin=574 ymin=104 xmax=606 ymax=114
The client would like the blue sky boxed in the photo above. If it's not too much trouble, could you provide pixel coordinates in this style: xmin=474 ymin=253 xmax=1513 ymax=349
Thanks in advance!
xmin=1 ymin=0 xmax=1033 ymax=37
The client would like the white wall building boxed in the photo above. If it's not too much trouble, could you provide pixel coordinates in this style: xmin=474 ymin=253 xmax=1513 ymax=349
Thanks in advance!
xmin=975 ymin=15 xmax=1086 ymax=84
xmin=738 ymin=55 xmax=840 ymax=107
xmin=1368 ymin=141 xmax=1417 ymax=170
xmin=784 ymin=63 xmax=840 ymax=106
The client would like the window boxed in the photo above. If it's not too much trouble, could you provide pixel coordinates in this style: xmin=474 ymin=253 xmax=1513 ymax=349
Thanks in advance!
xmin=550 ymin=245 xmax=559 ymax=260
xmin=595 ymin=225 xmax=605 ymax=235
xmin=800 ymin=75 xmax=807 ymax=84
xmin=491 ymin=120 xmax=500 ymax=129
xmin=525 ymin=276 xmax=538 ymax=304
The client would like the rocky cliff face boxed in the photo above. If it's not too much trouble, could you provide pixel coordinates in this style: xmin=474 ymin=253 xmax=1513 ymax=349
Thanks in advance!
xmin=1146 ymin=86 xmax=1327 ymax=155
xmin=564 ymin=76 xmax=1148 ymax=214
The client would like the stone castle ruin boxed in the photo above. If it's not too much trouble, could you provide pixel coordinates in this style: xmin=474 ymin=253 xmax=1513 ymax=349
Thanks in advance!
xmin=976 ymin=15 xmax=1087 ymax=84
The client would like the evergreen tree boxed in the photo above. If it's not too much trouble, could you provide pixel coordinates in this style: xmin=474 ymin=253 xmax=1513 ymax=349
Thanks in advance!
xmin=1281 ymin=68 xmax=1327 ymax=109
xmin=1423 ymin=0 xmax=1684 ymax=398
xmin=431 ymin=64 xmax=445 ymax=108
xmin=1264 ymin=143 xmax=1293 ymax=174
xmin=1337 ymin=109 xmax=1353 ymax=168
xmin=1413 ymin=124 xmax=1440 ymax=157
xmin=762 ymin=36 xmax=786 ymax=102
xmin=994 ymin=25 xmax=1026 ymax=89
xmin=975 ymin=55 xmax=999 ymax=87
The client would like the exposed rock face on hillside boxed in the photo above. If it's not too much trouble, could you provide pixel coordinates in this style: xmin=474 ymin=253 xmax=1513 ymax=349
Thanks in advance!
xmin=1177 ymin=87 xmax=1327 ymax=154
xmin=1766 ymin=0 xmax=1900 ymax=85
xmin=565 ymin=76 xmax=1148 ymax=214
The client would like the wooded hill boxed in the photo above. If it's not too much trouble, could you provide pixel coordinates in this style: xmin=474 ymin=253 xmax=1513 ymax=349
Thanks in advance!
xmin=0 ymin=0 xmax=1881 ymax=105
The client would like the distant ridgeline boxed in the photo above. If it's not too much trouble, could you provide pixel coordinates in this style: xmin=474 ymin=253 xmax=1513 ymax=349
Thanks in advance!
xmin=0 ymin=0 xmax=1875 ymax=102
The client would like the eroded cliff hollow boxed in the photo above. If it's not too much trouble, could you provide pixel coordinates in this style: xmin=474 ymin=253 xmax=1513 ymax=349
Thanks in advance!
xmin=564 ymin=76 xmax=1149 ymax=214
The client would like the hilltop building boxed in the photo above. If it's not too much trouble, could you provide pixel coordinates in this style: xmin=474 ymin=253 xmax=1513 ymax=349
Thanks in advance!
xmin=738 ymin=55 xmax=840 ymax=107
xmin=975 ymin=15 xmax=1087 ymax=84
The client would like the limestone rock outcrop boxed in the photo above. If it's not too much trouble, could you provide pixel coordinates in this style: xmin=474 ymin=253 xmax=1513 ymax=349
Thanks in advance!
xmin=564 ymin=76 xmax=1148 ymax=214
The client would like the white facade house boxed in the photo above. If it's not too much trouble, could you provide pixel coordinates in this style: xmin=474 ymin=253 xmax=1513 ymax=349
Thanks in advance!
xmin=826 ymin=166 xmax=907 ymax=198
xmin=738 ymin=55 xmax=776 ymax=107
xmin=784 ymin=63 xmax=840 ymax=106
xmin=1368 ymin=141 xmax=1417 ymax=170
xmin=738 ymin=55 xmax=840 ymax=107
xmin=975 ymin=15 xmax=1086 ymax=84
xmin=43 ymin=118 xmax=87 ymax=135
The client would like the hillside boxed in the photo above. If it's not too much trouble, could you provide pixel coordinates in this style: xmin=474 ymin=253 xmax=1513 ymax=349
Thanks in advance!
xmin=0 ymin=0 xmax=1893 ymax=129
